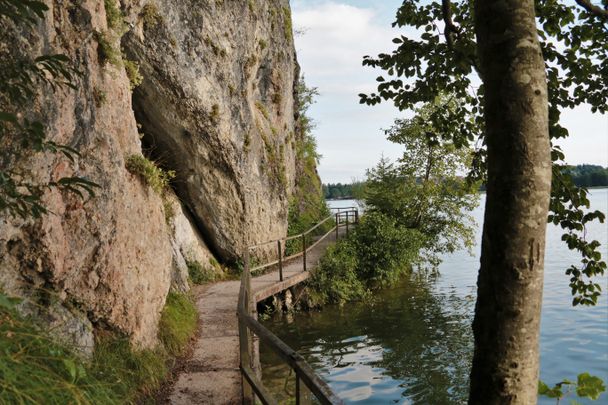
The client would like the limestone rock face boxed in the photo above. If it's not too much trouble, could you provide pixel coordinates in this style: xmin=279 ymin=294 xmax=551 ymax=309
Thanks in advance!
xmin=0 ymin=1 xmax=174 ymax=348
xmin=0 ymin=0 xmax=296 ymax=347
xmin=165 ymin=192 xmax=220 ymax=293
xmin=123 ymin=0 xmax=298 ymax=261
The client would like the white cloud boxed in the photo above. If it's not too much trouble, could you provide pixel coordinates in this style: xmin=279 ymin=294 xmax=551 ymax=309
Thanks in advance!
xmin=292 ymin=1 xmax=406 ymax=183
xmin=292 ymin=1 xmax=608 ymax=183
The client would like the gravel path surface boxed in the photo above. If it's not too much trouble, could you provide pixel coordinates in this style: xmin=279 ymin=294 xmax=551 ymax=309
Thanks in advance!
xmin=167 ymin=228 xmax=347 ymax=404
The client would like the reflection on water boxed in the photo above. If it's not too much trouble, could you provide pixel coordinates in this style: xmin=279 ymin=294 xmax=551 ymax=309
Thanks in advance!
xmin=261 ymin=272 xmax=475 ymax=404
xmin=261 ymin=189 xmax=608 ymax=404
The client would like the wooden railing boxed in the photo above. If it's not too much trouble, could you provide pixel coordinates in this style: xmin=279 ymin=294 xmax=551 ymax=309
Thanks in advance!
xmin=237 ymin=208 xmax=358 ymax=404
xmin=248 ymin=208 xmax=359 ymax=279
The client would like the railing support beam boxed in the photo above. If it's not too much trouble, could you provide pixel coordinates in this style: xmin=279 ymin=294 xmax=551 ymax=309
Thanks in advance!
xmin=345 ymin=211 xmax=349 ymax=237
xmin=335 ymin=213 xmax=339 ymax=241
xmin=277 ymin=240 xmax=283 ymax=282
xmin=302 ymin=234 xmax=307 ymax=272
xmin=239 ymin=250 xmax=254 ymax=404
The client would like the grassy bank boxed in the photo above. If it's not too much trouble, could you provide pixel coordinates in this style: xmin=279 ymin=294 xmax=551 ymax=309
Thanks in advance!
xmin=0 ymin=291 xmax=197 ymax=404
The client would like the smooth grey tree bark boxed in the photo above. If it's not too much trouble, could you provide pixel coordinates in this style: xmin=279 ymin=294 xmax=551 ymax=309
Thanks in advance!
xmin=469 ymin=0 xmax=552 ymax=403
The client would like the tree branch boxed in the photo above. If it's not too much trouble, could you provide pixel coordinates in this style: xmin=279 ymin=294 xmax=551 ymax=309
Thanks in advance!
xmin=441 ymin=0 xmax=460 ymax=48
xmin=440 ymin=0 xmax=483 ymax=79
xmin=575 ymin=0 xmax=608 ymax=19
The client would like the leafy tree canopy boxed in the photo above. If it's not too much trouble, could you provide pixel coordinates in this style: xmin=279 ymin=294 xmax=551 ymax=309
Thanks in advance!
xmin=363 ymin=99 xmax=479 ymax=268
xmin=323 ymin=182 xmax=365 ymax=200
xmin=360 ymin=0 xmax=607 ymax=306
xmin=564 ymin=164 xmax=608 ymax=188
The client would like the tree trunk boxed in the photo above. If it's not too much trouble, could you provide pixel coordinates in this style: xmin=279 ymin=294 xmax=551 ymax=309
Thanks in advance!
xmin=469 ymin=0 xmax=552 ymax=404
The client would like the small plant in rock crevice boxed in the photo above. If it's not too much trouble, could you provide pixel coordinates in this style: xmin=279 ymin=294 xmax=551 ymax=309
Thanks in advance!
xmin=243 ymin=132 xmax=251 ymax=154
xmin=141 ymin=3 xmax=162 ymax=30
xmin=125 ymin=154 xmax=175 ymax=195
xmin=210 ymin=103 xmax=220 ymax=123
xmin=124 ymin=59 xmax=143 ymax=90
xmin=104 ymin=0 xmax=126 ymax=32
xmin=282 ymin=6 xmax=293 ymax=42
xmin=255 ymin=101 xmax=270 ymax=120
xmin=95 ymin=30 xmax=122 ymax=67
xmin=186 ymin=260 xmax=216 ymax=285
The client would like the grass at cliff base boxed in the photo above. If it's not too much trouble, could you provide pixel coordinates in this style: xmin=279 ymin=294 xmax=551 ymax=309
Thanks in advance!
xmin=0 ymin=292 xmax=197 ymax=404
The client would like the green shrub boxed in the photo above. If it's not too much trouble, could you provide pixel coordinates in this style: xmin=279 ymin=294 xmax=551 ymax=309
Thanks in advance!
xmin=125 ymin=154 xmax=175 ymax=195
xmin=308 ymin=242 xmax=368 ymax=305
xmin=158 ymin=292 xmax=198 ymax=356
xmin=350 ymin=211 xmax=423 ymax=286
xmin=124 ymin=59 xmax=143 ymax=90
xmin=285 ymin=77 xmax=331 ymax=254
xmin=271 ymin=91 xmax=282 ymax=105
xmin=310 ymin=212 xmax=423 ymax=305
xmin=187 ymin=259 xmax=216 ymax=285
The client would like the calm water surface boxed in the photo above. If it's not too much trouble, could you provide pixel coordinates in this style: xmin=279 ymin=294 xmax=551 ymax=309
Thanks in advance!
xmin=260 ymin=189 xmax=608 ymax=404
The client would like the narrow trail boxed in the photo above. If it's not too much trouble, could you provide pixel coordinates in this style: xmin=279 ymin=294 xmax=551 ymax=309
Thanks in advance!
xmin=166 ymin=227 xmax=348 ymax=404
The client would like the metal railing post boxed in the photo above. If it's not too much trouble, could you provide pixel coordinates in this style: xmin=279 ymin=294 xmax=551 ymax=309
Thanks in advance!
xmin=302 ymin=234 xmax=307 ymax=272
xmin=296 ymin=375 xmax=301 ymax=405
xmin=277 ymin=240 xmax=283 ymax=282
xmin=345 ymin=211 xmax=349 ymax=237
xmin=295 ymin=373 xmax=312 ymax=405
xmin=335 ymin=213 xmax=339 ymax=241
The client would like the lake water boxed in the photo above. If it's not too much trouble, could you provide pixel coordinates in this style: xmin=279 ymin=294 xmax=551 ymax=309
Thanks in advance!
xmin=260 ymin=189 xmax=608 ymax=404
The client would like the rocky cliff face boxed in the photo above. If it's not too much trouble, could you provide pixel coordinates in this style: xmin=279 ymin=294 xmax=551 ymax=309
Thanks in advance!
xmin=0 ymin=0 xmax=299 ymax=348
xmin=124 ymin=0 xmax=298 ymax=261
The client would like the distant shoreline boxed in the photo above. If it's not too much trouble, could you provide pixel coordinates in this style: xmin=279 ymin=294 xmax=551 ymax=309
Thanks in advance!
xmin=326 ymin=197 xmax=356 ymax=201
xmin=325 ymin=186 xmax=608 ymax=202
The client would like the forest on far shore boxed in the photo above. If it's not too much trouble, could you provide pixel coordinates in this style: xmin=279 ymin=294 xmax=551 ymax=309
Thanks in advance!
xmin=323 ymin=164 xmax=608 ymax=200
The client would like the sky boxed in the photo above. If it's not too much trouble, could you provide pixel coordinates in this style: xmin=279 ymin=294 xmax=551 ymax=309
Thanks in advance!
xmin=290 ymin=0 xmax=608 ymax=184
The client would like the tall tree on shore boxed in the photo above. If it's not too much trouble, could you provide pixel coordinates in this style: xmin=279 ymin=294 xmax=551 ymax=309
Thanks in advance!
xmin=470 ymin=0 xmax=551 ymax=402
xmin=360 ymin=0 xmax=607 ymax=402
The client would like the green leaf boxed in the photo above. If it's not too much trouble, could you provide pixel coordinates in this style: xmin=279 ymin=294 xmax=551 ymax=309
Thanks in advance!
xmin=63 ymin=359 xmax=77 ymax=381
xmin=576 ymin=373 xmax=606 ymax=400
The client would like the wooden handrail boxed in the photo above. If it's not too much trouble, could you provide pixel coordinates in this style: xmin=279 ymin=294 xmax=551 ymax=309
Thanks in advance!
xmin=239 ymin=312 xmax=343 ymax=405
xmin=237 ymin=208 xmax=357 ymax=404
xmin=329 ymin=206 xmax=357 ymax=211
xmin=249 ymin=208 xmax=358 ymax=273
xmin=248 ymin=209 xmax=357 ymax=251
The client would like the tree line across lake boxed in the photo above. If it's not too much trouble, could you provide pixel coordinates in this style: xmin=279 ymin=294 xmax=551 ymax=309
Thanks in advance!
xmin=324 ymin=164 xmax=608 ymax=200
